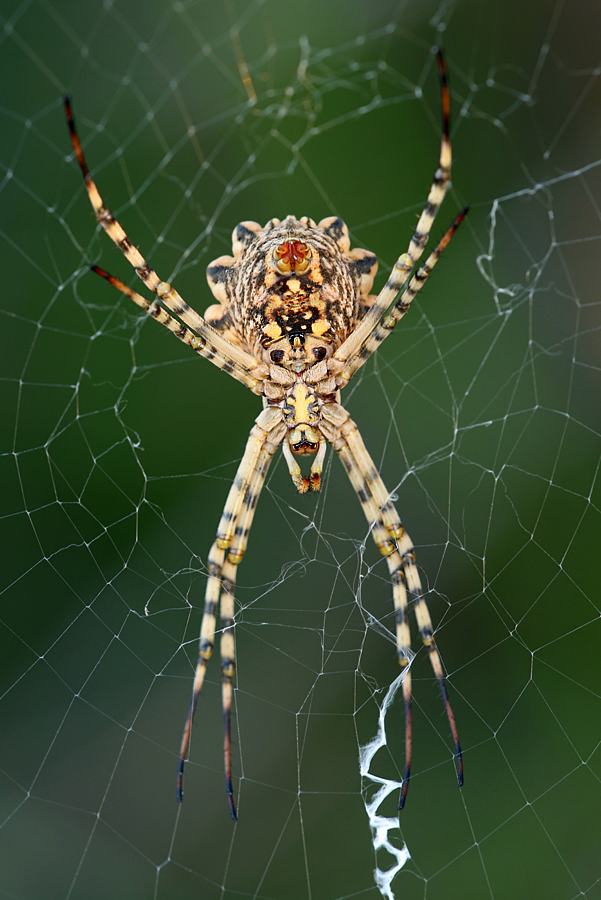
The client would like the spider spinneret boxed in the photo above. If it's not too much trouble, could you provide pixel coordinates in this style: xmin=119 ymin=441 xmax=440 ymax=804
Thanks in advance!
xmin=273 ymin=238 xmax=312 ymax=274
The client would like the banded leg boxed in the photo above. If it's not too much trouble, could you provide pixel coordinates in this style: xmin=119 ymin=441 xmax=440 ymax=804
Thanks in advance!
xmin=64 ymin=97 xmax=268 ymax=393
xmin=177 ymin=407 xmax=285 ymax=819
xmin=330 ymin=421 xmax=415 ymax=803
xmin=328 ymin=408 xmax=463 ymax=807
xmin=91 ymin=266 xmax=242 ymax=363
xmin=331 ymin=49 xmax=454 ymax=379
xmin=336 ymin=206 xmax=468 ymax=384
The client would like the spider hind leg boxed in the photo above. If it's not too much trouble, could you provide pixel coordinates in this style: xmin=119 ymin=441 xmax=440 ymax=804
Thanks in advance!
xmin=177 ymin=410 xmax=285 ymax=818
xmin=328 ymin=405 xmax=463 ymax=807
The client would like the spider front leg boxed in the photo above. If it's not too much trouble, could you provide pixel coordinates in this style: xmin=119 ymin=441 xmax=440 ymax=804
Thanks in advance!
xmin=320 ymin=402 xmax=462 ymax=807
xmin=64 ymin=96 xmax=269 ymax=394
xmin=331 ymin=49 xmax=453 ymax=377
xmin=177 ymin=407 xmax=285 ymax=819
xmin=329 ymin=50 xmax=468 ymax=388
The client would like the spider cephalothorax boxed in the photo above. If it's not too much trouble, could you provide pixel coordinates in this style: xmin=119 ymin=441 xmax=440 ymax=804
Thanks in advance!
xmin=65 ymin=48 xmax=466 ymax=822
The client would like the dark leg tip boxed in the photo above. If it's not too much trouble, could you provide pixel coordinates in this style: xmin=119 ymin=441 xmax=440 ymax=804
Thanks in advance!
xmin=227 ymin=788 xmax=238 ymax=822
xmin=398 ymin=778 xmax=409 ymax=811
xmin=456 ymin=752 xmax=464 ymax=789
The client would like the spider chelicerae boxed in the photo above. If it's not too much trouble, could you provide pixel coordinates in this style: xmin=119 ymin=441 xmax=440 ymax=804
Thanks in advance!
xmin=65 ymin=48 xmax=465 ymax=821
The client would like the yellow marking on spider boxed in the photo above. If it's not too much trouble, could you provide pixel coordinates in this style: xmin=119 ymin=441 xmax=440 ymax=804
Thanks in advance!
xmin=311 ymin=318 xmax=329 ymax=337
xmin=308 ymin=260 xmax=323 ymax=283
xmin=263 ymin=322 xmax=282 ymax=340
xmin=283 ymin=383 xmax=320 ymax=425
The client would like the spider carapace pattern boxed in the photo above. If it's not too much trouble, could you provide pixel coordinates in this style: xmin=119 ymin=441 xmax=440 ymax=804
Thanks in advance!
xmin=65 ymin=49 xmax=465 ymax=821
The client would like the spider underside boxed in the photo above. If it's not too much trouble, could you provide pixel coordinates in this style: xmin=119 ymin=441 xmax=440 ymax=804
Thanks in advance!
xmin=65 ymin=49 xmax=465 ymax=821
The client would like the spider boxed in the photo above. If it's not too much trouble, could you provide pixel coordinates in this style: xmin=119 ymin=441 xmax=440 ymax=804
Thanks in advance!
xmin=65 ymin=48 xmax=465 ymax=821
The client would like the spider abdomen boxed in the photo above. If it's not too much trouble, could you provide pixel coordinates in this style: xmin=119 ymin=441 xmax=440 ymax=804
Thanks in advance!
xmin=204 ymin=214 xmax=378 ymax=373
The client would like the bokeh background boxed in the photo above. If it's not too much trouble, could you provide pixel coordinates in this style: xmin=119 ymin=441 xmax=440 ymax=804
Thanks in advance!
xmin=1 ymin=0 xmax=601 ymax=898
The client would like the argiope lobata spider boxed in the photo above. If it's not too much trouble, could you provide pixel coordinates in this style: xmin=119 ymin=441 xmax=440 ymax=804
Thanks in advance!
xmin=65 ymin=48 xmax=465 ymax=821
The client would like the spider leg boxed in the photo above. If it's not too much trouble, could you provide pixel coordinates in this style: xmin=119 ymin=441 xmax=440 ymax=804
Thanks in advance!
xmin=177 ymin=407 xmax=285 ymax=819
xmin=90 ymin=267 xmax=259 ymax=380
xmin=330 ymin=49 xmax=465 ymax=383
xmin=323 ymin=404 xmax=462 ymax=807
xmin=64 ymin=97 xmax=268 ymax=393
xmin=337 ymin=207 xmax=468 ymax=384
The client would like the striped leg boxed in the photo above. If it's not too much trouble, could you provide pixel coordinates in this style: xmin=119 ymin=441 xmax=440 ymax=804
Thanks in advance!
xmin=330 ymin=49 xmax=464 ymax=384
xmin=329 ymin=408 xmax=463 ymax=807
xmin=336 ymin=207 xmax=468 ymax=384
xmin=90 ymin=266 xmax=249 ymax=366
xmin=64 ymin=97 xmax=268 ymax=393
xmin=177 ymin=407 xmax=285 ymax=819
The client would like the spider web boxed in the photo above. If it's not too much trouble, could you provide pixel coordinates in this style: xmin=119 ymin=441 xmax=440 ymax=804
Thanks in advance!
xmin=2 ymin=0 xmax=601 ymax=898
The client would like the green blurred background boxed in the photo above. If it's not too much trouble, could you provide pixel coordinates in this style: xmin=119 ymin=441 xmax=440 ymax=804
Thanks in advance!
xmin=1 ymin=0 xmax=601 ymax=898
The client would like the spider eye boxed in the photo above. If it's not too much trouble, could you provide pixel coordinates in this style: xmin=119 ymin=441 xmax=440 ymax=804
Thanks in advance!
xmin=270 ymin=349 xmax=285 ymax=363
xmin=312 ymin=347 xmax=327 ymax=361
